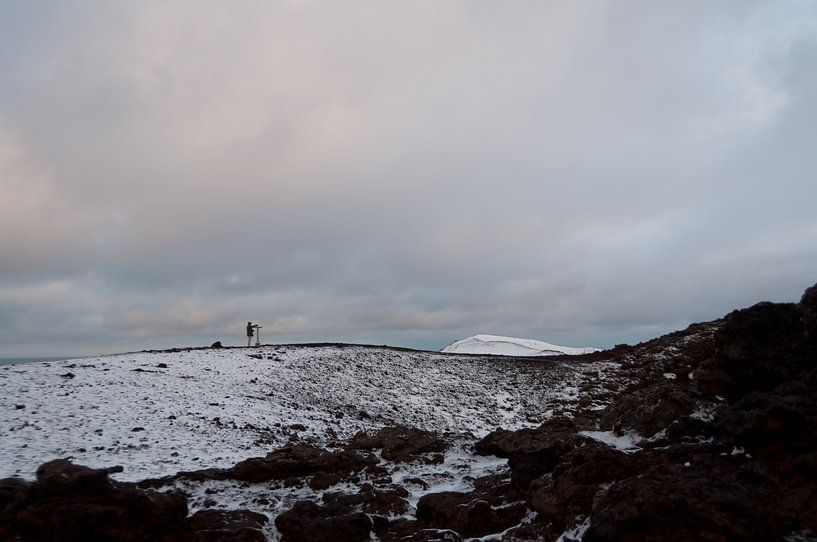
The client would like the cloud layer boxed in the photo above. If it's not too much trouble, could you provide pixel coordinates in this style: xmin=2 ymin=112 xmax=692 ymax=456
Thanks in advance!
xmin=2 ymin=1 xmax=816 ymax=356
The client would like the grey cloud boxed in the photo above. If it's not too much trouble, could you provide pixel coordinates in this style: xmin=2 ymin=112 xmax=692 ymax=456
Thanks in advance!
xmin=1 ymin=1 xmax=815 ymax=357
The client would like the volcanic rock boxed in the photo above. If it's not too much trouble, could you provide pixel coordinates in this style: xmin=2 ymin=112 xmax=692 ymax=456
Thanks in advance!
xmin=348 ymin=425 xmax=447 ymax=462
xmin=584 ymin=470 xmax=773 ymax=542
xmin=475 ymin=417 xmax=586 ymax=488
xmin=274 ymin=500 xmax=373 ymax=542
xmin=228 ymin=444 xmax=376 ymax=483
xmin=415 ymin=491 xmax=527 ymax=538
xmin=0 ymin=460 xmax=188 ymax=542
xmin=188 ymin=509 xmax=267 ymax=542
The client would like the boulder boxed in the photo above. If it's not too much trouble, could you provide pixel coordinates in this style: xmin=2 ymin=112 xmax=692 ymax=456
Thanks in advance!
xmin=801 ymin=282 xmax=817 ymax=341
xmin=528 ymin=442 xmax=633 ymax=529
xmin=348 ymin=426 xmax=446 ymax=462
xmin=599 ymin=382 xmax=697 ymax=437
xmin=188 ymin=510 xmax=267 ymax=542
xmin=475 ymin=417 xmax=585 ymax=488
xmin=584 ymin=471 xmax=773 ymax=542
xmin=415 ymin=491 xmax=526 ymax=538
xmin=228 ymin=444 xmax=376 ymax=483
xmin=275 ymin=500 xmax=372 ymax=542
xmin=0 ymin=460 xmax=189 ymax=542
xmin=322 ymin=483 xmax=409 ymax=517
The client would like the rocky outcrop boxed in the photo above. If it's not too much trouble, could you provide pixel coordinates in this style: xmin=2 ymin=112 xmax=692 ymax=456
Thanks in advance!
xmin=0 ymin=460 xmax=188 ymax=541
xmin=475 ymin=417 xmax=587 ymax=488
xmin=415 ymin=491 xmax=526 ymax=538
xmin=527 ymin=442 xmax=634 ymax=530
xmin=228 ymin=444 xmax=377 ymax=483
xmin=0 ymin=460 xmax=270 ymax=542
xmin=497 ymin=282 xmax=817 ymax=540
xmin=348 ymin=425 xmax=447 ymax=462
xmin=188 ymin=510 xmax=268 ymax=542
xmin=274 ymin=500 xmax=373 ymax=542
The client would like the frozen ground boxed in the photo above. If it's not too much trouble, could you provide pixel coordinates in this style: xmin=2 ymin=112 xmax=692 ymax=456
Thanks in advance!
xmin=0 ymin=344 xmax=621 ymax=482
xmin=1 ymin=343 xmax=630 ymax=541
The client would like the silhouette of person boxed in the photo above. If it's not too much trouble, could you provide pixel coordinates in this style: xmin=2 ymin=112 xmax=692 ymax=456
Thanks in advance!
xmin=246 ymin=321 xmax=254 ymax=347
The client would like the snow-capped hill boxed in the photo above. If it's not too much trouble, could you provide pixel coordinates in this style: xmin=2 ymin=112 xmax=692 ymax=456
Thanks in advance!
xmin=442 ymin=334 xmax=601 ymax=356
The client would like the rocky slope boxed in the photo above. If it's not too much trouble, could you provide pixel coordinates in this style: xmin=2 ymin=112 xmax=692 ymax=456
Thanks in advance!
xmin=1 ymin=283 xmax=816 ymax=541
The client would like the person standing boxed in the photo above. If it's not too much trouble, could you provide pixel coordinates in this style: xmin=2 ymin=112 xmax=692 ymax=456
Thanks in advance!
xmin=246 ymin=321 xmax=254 ymax=347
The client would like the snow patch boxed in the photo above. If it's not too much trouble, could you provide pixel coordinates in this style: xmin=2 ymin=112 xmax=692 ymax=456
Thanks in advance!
xmin=556 ymin=516 xmax=591 ymax=542
xmin=579 ymin=430 xmax=642 ymax=453
xmin=442 ymin=334 xmax=600 ymax=357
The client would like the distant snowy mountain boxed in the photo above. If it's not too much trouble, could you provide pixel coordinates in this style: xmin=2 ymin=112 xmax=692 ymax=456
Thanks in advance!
xmin=441 ymin=334 xmax=601 ymax=356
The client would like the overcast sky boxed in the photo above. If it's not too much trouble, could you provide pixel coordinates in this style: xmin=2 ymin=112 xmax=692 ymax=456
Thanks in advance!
xmin=1 ymin=1 xmax=816 ymax=357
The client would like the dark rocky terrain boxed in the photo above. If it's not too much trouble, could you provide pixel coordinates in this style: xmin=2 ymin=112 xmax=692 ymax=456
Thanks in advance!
xmin=1 ymin=283 xmax=815 ymax=541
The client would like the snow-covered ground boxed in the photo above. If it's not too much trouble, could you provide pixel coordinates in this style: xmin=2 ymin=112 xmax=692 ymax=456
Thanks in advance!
xmin=0 ymin=343 xmax=631 ymax=541
xmin=0 ymin=344 xmax=619 ymax=482
xmin=442 ymin=334 xmax=601 ymax=356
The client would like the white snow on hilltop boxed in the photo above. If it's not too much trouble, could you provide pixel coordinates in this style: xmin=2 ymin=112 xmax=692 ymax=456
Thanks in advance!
xmin=442 ymin=334 xmax=601 ymax=357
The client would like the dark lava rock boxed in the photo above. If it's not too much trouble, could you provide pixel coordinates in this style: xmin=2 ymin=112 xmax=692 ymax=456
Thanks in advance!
xmin=528 ymin=442 xmax=633 ymax=529
xmin=415 ymin=491 xmax=526 ymax=538
xmin=716 ymin=384 xmax=817 ymax=449
xmin=348 ymin=425 xmax=446 ymax=462
xmin=584 ymin=471 xmax=774 ymax=542
xmin=600 ymin=382 xmax=697 ymax=436
xmin=475 ymin=417 xmax=586 ymax=488
xmin=322 ymin=483 xmax=409 ymax=517
xmin=0 ymin=477 xmax=31 ymax=510
xmin=228 ymin=444 xmax=376 ymax=483
xmin=275 ymin=500 xmax=373 ymax=542
xmin=188 ymin=509 xmax=267 ymax=542
xmin=706 ymin=301 xmax=807 ymax=400
xmin=309 ymin=471 xmax=341 ymax=490
xmin=210 ymin=341 xmax=223 ymax=349
xmin=380 ymin=521 xmax=464 ymax=541
xmin=0 ymin=460 xmax=189 ymax=542
xmin=801 ymin=283 xmax=817 ymax=341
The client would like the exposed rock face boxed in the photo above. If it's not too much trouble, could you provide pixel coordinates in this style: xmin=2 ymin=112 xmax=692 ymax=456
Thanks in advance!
xmin=599 ymin=382 xmax=696 ymax=436
xmin=0 ymin=460 xmax=189 ymax=541
xmin=584 ymin=470 xmax=772 ymax=542
xmin=0 ymin=460 xmax=274 ymax=542
xmin=348 ymin=425 xmax=447 ymax=462
xmin=475 ymin=417 xmax=586 ymax=488
xmin=527 ymin=442 xmax=634 ymax=530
